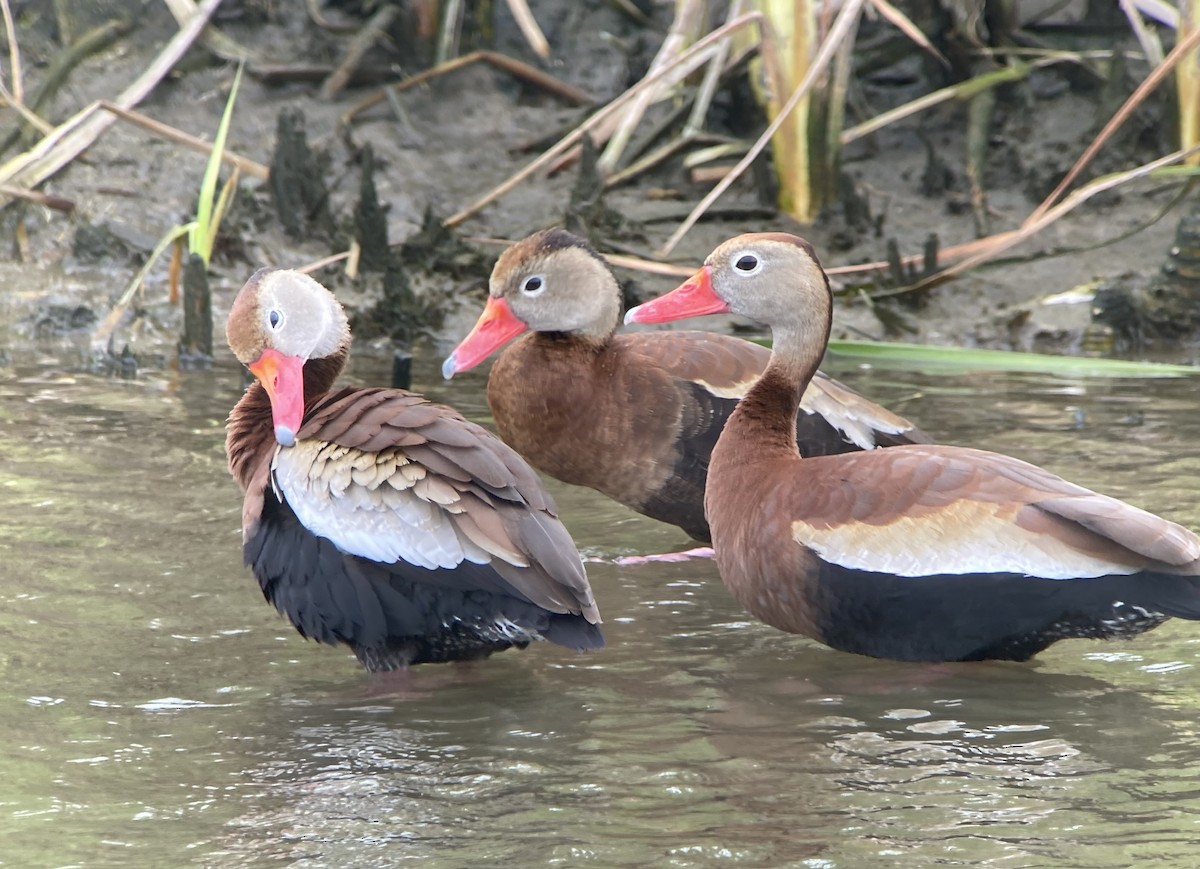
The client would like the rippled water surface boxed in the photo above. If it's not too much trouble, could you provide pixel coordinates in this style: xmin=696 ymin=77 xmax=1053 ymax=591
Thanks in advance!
xmin=2 ymin=335 xmax=1200 ymax=868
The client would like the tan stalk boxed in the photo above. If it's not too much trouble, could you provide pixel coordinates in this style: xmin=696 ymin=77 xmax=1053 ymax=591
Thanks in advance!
xmin=659 ymin=0 xmax=866 ymax=256
xmin=0 ymin=81 xmax=55 ymax=135
xmin=843 ymin=58 xmax=1068 ymax=145
xmin=907 ymin=147 xmax=1200 ymax=293
xmin=1 ymin=0 xmax=223 ymax=191
xmin=1179 ymin=0 xmax=1200 ymax=166
xmin=0 ymin=0 xmax=21 ymax=103
xmin=867 ymin=0 xmax=948 ymax=67
xmin=206 ymin=168 xmax=240 ymax=248
xmin=92 ymin=224 xmax=192 ymax=352
xmin=97 ymin=101 xmax=268 ymax=179
xmin=443 ymin=11 xmax=769 ymax=228
xmin=341 ymin=50 xmax=591 ymax=127
xmin=1031 ymin=24 xmax=1200 ymax=222
xmin=1118 ymin=0 xmax=1164 ymax=67
xmin=598 ymin=0 xmax=708 ymax=176
xmin=504 ymin=0 xmax=551 ymax=59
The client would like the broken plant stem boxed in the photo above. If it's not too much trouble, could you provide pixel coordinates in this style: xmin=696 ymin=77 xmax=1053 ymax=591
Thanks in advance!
xmin=0 ymin=183 xmax=73 ymax=211
xmin=162 ymin=0 xmax=252 ymax=62
xmin=682 ymin=0 xmax=744 ymax=138
xmin=0 ymin=0 xmax=21 ymax=103
xmin=842 ymin=58 xmax=1064 ymax=146
xmin=2 ymin=0 xmax=224 ymax=191
xmin=321 ymin=3 xmax=400 ymax=100
xmin=1029 ymin=24 xmax=1200 ymax=223
xmin=436 ymin=0 xmax=464 ymax=65
xmin=305 ymin=0 xmax=357 ymax=33
xmin=297 ymin=250 xmax=351 ymax=274
xmin=504 ymin=0 xmax=551 ymax=59
xmin=867 ymin=0 xmax=948 ymax=68
xmin=658 ymin=0 xmax=867 ymax=256
xmin=92 ymin=224 xmax=190 ymax=353
xmin=907 ymin=147 xmax=1200 ymax=294
xmin=1119 ymin=0 xmax=1165 ymax=68
xmin=98 ymin=100 xmax=268 ymax=180
xmin=444 ymin=11 xmax=769 ymax=228
xmin=341 ymin=50 xmax=591 ymax=127
xmin=598 ymin=0 xmax=707 ymax=176
xmin=0 ymin=18 xmax=132 ymax=157
xmin=0 ymin=82 xmax=54 ymax=136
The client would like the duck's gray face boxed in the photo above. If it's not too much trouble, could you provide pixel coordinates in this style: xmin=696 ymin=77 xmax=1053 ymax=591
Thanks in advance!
xmin=624 ymin=233 xmax=829 ymax=329
xmin=442 ymin=229 xmax=621 ymax=379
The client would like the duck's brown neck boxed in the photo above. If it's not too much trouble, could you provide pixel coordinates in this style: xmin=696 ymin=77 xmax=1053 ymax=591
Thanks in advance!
xmin=719 ymin=317 xmax=830 ymax=462
xmin=225 ymin=347 xmax=349 ymax=487
xmin=302 ymin=347 xmax=349 ymax=399
xmin=534 ymin=329 xmax=611 ymax=353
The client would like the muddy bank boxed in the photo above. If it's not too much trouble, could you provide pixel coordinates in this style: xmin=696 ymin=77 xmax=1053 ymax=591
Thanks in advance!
xmin=2 ymin=1 xmax=1197 ymax=367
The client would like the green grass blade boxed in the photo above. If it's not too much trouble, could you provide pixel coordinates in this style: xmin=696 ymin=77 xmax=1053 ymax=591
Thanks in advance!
xmin=191 ymin=60 xmax=244 ymax=263
xmin=745 ymin=338 xmax=1197 ymax=377
xmin=824 ymin=340 xmax=1197 ymax=377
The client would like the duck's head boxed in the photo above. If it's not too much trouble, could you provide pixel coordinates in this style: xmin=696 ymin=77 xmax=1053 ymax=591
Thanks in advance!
xmin=624 ymin=233 xmax=831 ymax=331
xmin=442 ymin=229 xmax=622 ymax=379
xmin=226 ymin=268 xmax=350 ymax=446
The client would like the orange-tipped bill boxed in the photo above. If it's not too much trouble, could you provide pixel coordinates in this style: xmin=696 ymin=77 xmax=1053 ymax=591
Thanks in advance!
xmin=442 ymin=296 xmax=528 ymax=379
xmin=623 ymin=266 xmax=729 ymax=325
xmin=248 ymin=348 xmax=305 ymax=447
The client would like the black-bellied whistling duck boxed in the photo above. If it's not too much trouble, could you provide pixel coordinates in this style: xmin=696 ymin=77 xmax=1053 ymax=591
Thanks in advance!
xmin=224 ymin=268 xmax=603 ymax=672
xmin=441 ymin=228 xmax=928 ymax=545
xmin=625 ymin=232 xmax=1200 ymax=662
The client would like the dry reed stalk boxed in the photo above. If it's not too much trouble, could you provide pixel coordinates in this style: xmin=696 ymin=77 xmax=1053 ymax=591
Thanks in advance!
xmin=97 ymin=101 xmax=268 ymax=179
xmin=0 ymin=81 xmax=55 ymax=135
xmin=0 ymin=0 xmax=21 ymax=103
xmin=1029 ymin=24 xmax=1200 ymax=223
xmin=906 ymin=147 xmax=1200 ymax=293
xmin=504 ymin=0 xmax=551 ymax=59
xmin=658 ymin=0 xmax=866 ymax=256
xmin=341 ymin=50 xmax=591 ymax=127
xmin=443 ymin=11 xmax=769 ymax=228
xmin=597 ymin=0 xmax=708 ymax=176
xmin=1 ymin=0 xmax=225 ymax=191
xmin=1177 ymin=0 xmax=1200 ymax=166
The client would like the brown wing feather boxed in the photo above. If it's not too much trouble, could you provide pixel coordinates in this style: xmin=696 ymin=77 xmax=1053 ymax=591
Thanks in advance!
xmin=293 ymin=387 xmax=598 ymax=622
xmin=772 ymin=445 xmax=1200 ymax=576
xmin=625 ymin=330 xmax=927 ymax=446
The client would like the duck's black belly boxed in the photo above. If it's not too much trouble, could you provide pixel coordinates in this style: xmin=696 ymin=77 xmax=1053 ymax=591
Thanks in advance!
xmin=807 ymin=563 xmax=1191 ymax=662
xmin=244 ymin=494 xmax=602 ymax=670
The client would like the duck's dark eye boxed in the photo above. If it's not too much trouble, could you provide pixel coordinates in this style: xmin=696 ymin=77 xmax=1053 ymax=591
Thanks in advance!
xmin=734 ymin=254 xmax=759 ymax=272
xmin=268 ymin=309 xmax=282 ymax=329
xmin=521 ymin=275 xmax=546 ymax=295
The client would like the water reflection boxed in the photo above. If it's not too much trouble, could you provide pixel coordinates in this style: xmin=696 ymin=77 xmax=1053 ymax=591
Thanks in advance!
xmin=1 ymin=345 xmax=1199 ymax=867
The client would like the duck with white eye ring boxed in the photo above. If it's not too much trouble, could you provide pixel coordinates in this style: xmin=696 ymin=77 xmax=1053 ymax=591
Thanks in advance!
xmin=732 ymin=253 xmax=762 ymax=275
xmin=521 ymin=275 xmax=547 ymax=297
xmin=224 ymin=267 xmax=605 ymax=672
xmin=624 ymin=231 xmax=1200 ymax=663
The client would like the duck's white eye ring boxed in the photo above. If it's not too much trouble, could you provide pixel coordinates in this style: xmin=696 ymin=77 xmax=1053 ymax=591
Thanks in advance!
xmin=521 ymin=274 xmax=547 ymax=296
xmin=732 ymin=252 xmax=761 ymax=275
xmin=268 ymin=309 xmax=284 ymax=329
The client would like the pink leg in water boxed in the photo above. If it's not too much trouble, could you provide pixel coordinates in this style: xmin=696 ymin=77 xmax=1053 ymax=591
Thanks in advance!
xmin=611 ymin=546 xmax=715 ymax=566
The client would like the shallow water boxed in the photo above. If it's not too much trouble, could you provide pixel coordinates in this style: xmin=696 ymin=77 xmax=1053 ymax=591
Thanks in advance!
xmin=2 ymin=336 xmax=1200 ymax=869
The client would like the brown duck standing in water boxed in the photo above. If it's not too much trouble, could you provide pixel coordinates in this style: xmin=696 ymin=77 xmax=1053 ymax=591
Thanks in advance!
xmin=224 ymin=268 xmax=603 ymax=671
xmin=626 ymin=232 xmax=1200 ymax=662
xmin=442 ymin=229 xmax=928 ymax=546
